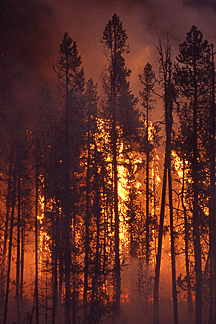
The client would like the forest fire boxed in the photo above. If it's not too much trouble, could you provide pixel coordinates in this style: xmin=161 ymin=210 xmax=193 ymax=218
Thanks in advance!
xmin=0 ymin=5 xmax=216 ymax=324
xmin=38 ymin=195 xmax=51 ymax=262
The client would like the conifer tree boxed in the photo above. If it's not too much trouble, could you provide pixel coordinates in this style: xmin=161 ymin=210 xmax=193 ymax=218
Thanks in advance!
xmin=83 ymin=78 xmax=99 ymax=322
xmin=209 ymin=43 xmax=216 ymax=324
xmin=54 ymin=32 xmax=85 ymax=324
xmin=139 ymin=62 xmax=156 ymax=268
xmin=153 ymin=38 xmax=178 ymax=324
xmin=101 ymin=13 xmax=139 ymax=315
xmin=175 ymin=26 xmax=211 ymax=324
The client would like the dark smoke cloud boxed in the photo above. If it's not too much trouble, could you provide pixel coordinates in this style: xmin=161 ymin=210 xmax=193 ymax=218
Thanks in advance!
xmin=1 ymin=0 xmax=216 ymax=115
xmin=184 ymin=0 xmax=216 ymax=11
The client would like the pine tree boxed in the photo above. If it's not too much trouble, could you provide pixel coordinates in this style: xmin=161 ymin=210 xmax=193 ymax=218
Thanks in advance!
xmin=54 ymin=32 xmax=85 ymax=324
xmin=139 ymin=62 xmax=156 ymax=268
xmin=175 ymin=26 xmax=211 ymax=324
xmin=209 ymin=43 xmax=216 ymax=324
xmin=2 ymin=109 xmax=30 ymax=324
xmin=101 ymin=13 xmax=139 ymax=315
xmin=153 ymin=38 xmax=178 ymax=324
xmin=83 ymin=78 xmax=99 ymax=322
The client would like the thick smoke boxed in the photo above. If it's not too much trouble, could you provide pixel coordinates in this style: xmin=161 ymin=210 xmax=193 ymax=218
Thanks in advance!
xmin=1 ymin=0 xmax=216 ymax=114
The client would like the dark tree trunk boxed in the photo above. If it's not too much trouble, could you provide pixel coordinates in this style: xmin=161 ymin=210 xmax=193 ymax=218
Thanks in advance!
xmin=52 ymin=124 xmax=58 ymax=324
xmin=16 ymin=174 xmax=21 ymax=300
xmin=83 ymin=116 xmax=91 ymax=322
xmin=35 ymin=143 xmax=39 ymax=324
xmin=146 ymin=109 xmax=150 ymax=269
xmin=88 ymin=141 xmax=100 ymax=324
xmin=3 ymin=163 xmax=17 ymax=324
xmin=3 ymin=152 xmax=13 ymax=255
xmin=64 ymin=54 xmax=71 ymax=324
xmin=20 ymin=197 xmax=25 ymax=300
xmin=112 ymin=27 xmax=120 ymax=315
xmin=168 ymin=166 xmax=179 ymax=324
xmin=166 ymin=68 xmax=178 ymax=324
xmin=153 ymin=156 xmax=167 ymax=324
xmin=193 ymin=61 xmax=202 ymax=324
xmin=15 ymin=172 xmax=21 ymax=324
xmin=181 ymin=160 xmax=193 ymax=320
xmin=153 ymin=39 xmax=178 ymax=324
xmin=209 ymin=44 xmax=216 ymax=324
xmin=175 ymin=27 xmax=210 ymax=324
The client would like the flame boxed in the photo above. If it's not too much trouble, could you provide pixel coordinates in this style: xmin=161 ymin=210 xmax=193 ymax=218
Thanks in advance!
xmin=171 ymin=151 xmax=183 ymax=180
xmin=38 ymin=194 xmax=51 ymax=272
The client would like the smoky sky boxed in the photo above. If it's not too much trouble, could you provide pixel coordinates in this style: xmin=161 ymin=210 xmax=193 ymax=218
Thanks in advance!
xmin=1 ymin=0 xmax=216 ymax=116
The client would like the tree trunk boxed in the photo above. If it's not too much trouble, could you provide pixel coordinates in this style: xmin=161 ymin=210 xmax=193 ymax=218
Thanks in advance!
xmin=181 ymin=160 xmax=193 ymax=320
xmin=3 ymin=151 xmax=13 ymax=255
xmin=35 ymin=143 xmax=39 ymax=324
xmin=153 ymin=157 xmax=167 ymax=324
xmin=20 ymin=199 xmax=25 ymax=300
xmin=64 ymin=54 xmax=71 ymax=324
xmin=88 ymin=141 xmax=100 ymax=324
xmin=146 ymin=107 xmax=150 ymax=269
xmin=3 ymin=163 xmax=17 ymax=324
xmin=209 ymin=44 xmax=216 ymax=324
xmin=112 ymin=26 xmax=120 ymax=315
xmin=52 ymin=126 xmax=59 ymax=324
xmin=166 ymin=67 xmax=178 ymax=323
xmin=83 ymin=117 xmax=91 ymax=323
xmin=193 ymin=61 xmax=202 ymax=324
xmin=16 ymin=172 xmax=21 ymax=324
xmin=16 ymin=174 xmax=21 ymax=300
xmin=153 ymin=40 xmax=177 ymax=324
xmin=168 ymin=165 xmax=179 ymax=324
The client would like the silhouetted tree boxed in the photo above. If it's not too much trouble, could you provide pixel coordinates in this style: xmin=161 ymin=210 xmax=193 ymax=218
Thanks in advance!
xmin=83 ymin=78 xmax=99 ymax=322
xmin=175 ymin=26 xmax=211 ymax=324
xmin=101 ymin=13 xmax=139 ymax=316
xmin=3 ymin=110 xmax=30 ymax=324
xmin=54 ymin=32 xmax=85 ymax=324
xmin=153 ymin=38 xmax=179 ymax=324
xmin=139 ymin=62 xmax=156 ymax=268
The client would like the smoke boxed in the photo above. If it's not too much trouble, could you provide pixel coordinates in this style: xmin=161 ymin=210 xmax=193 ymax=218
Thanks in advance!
xmin=1 ymin=0 xmax=216 ymax=114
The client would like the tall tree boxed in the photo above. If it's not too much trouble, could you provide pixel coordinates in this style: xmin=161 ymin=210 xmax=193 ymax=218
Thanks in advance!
xmin=3 ymin=109 xmax=29 ymax=324
xmin=83 ymin=78 xmax=99 ymax=322
xmin=209 ymin=43 xmax=216 ymax=324
xmin=34 ymin=139 xmax=40 ymax=324
xmin=101 ymin=13 xmax=139 ymax=315
xmin=54 ymin=32 xmax=85 ymax=324
xmin=153 ymin=38 xmax=178 ymax=324
xmin=139 ymin=62 xmax=156 ymax=268
xmin=175 ymin=26 xmax=211 ymax=324
xmin=174 ymin=130 xmax=193 ymax=320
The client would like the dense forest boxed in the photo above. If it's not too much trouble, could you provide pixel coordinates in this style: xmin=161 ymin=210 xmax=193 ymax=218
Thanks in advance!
xmin=0 ymin=11 xmax=216 ymax=324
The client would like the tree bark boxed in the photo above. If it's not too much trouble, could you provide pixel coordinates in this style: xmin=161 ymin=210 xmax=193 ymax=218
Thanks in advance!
xmin=153 ymin=40 xmax=178 ymax=324
xmin=168 ymin=166 xmax=179 ymax=324
xmin=83 ymin=111 xmax=91 ymax=323
xmin=111 ymin=25 xmax=120 ymax=314
xmin=153 ymin=155 xmax=167 ymax=324
xmin=16 ymin=174 xmax=21 ymax=300
xmin=88 ymin=140 xmax=100 ymax=324
xmin=52 ymin=123 xmax=58 ymax=324
xmin=193 ymin=59 xmax=202 ymax=324
xmin=64 ymin=52 xmax=71 ymax=324
xmin=209 ymin=43 xmax=216 ymax=324
xmin=146 ymin=103 xmax=150 ymax=269
xmin=35 ymin=142 xmax=39 ymax=324
xmin=3 ymin=163 xmax=17 ymax=324
xmin=3 ymin=151 xmax=13 ymax=255
xmin=181 ymin=160 xmax=193 ymax=320
xmin=20 ymin=195 xmax=25 ymax=300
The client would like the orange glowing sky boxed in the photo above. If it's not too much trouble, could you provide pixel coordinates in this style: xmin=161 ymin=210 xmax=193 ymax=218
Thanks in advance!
xmin=1 ymin=0 xmax=216 ymax=119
